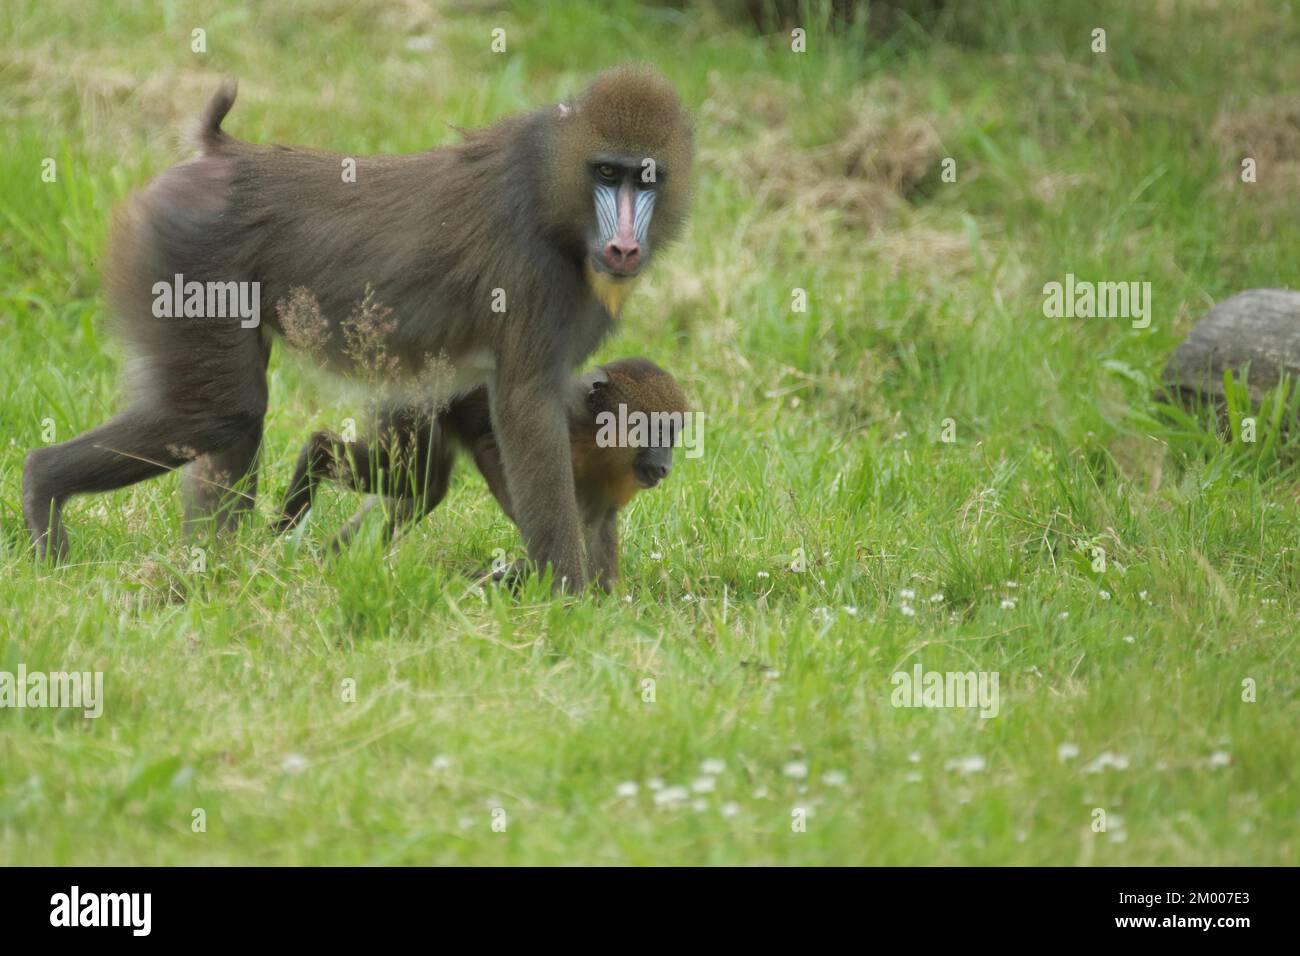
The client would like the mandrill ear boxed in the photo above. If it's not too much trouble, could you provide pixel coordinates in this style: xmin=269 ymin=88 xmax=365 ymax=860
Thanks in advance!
xmin=572 ymin=365 xmax=610 ymax=415
xmin=578 ymin=365 xmax=610 ymax=395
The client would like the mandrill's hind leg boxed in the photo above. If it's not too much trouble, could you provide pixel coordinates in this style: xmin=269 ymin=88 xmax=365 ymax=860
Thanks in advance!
xmin=327 ymin=496 xmax=418 ymax=554
xmin=22 ymin=405 xmax=261 ymax=561
xmin=182 ymin=420 xmax=265 ymax=539
xmin=277 ymin=405 xmax=458 ymax=554
xmin=324 ymin=424 xmax=456 ymax=554
xmin=273 ymin=432 xmax=377 ymax=534
xmin=23 ymin=321 xmax=271 ymax=562
xmin=183 ymin=328 xmax=272 ymax=538
xmin=24 ymin=409 xmax=177 ymax=561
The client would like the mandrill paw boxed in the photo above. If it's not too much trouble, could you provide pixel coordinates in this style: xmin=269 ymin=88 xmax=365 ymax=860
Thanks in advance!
xmin=475 ymin=559 xmax=587 ymax=595
xmin=482 ymin=558 xmax=530 ymax=591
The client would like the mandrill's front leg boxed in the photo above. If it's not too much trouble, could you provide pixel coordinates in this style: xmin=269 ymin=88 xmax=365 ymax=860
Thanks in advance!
xmin=584 ymin=510 xmax=620 ymax=593
xmin=489 ymin=368 xmax=588 ymax=591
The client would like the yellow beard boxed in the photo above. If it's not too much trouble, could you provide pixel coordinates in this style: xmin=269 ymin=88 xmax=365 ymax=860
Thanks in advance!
xmin=586 ymin=262 xmax=640 ymax=318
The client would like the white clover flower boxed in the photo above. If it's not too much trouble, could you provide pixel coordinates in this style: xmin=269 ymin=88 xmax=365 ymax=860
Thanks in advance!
xmin=616 ymin=781 xmax=639 ymax=798
xmin=1083 ymin=752 xmax=1130 ymax=774
xmin=700 ymin=758 xmax=726 ymax=775
xmin=653 ymin=785 xmax=689 ymax=806
xmin=782 ymin=761 xmax=809 ymax=779
xmin=1057 ymin=743 xmax=1080 ymax=762
xmin=281 ymin=753 xmax=309 ymax=775
xmin=944 ymin=755 xmax=986 ymax=775
xmin=691 ymin=776 xmax=716 ymax=794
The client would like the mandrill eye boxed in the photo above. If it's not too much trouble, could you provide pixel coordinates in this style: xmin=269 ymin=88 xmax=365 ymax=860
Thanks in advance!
xmin=595 ymin=163 xmax=619 ymax=183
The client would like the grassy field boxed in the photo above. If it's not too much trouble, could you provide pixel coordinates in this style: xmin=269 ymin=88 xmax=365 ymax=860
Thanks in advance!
xmin=1 ymin=0 xmax=1298 ymax=865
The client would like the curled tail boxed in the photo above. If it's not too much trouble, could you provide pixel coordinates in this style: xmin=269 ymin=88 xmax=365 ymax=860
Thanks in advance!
xmin=192 ymin=80 xmax=238 ymax=152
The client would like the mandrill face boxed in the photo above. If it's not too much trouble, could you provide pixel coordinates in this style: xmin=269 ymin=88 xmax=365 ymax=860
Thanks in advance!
xmin=540 ymin=67 xmax=693 ymax=314
xmin=579 ymin=356 xmax=689 ymax=495
xmin=631 ymin=437 xmax=673 ymax=489
xmin=587 ymin=154 xmax=661 ymax=278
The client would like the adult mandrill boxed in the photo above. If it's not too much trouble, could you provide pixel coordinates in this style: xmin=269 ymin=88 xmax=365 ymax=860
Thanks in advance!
xmin=22 ymin=67 xmax=693 ymax=590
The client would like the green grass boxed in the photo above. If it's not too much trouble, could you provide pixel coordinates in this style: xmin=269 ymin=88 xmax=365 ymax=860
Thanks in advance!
xmin=1 ymin=0 xmax=1298 ymax=864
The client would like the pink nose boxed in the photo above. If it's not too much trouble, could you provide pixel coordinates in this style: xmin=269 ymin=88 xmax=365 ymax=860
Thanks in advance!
xmin=603 ymin=239 xmax=641 ymax=272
